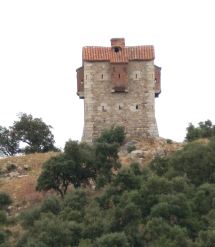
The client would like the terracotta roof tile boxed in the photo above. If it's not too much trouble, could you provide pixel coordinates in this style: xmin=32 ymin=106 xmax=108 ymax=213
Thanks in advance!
xmin=83 ymin=45 xmax=154 ymax=63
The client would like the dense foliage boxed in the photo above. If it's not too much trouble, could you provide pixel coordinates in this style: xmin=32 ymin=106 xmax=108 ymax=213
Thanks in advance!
xmin=0 ymin=193 xmax=12 ymax=245
xmin=36 ymin=126 xmax=125 ymax=197
xmin=0 ymin=113 xmax=58 ymax=156
xmin=186 ymin=120 xmax=215 ymax=141
xmin=12 ymin=138 xmax=215 ymax=246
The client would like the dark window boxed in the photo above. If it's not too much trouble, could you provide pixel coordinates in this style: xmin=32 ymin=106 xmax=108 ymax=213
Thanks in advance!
xmin=114 ymin=47 xmax=120 ymax=53
xmin=119 ymin=105 xmax=122 ymax=110
xmin=101 ymin=74 xmax=103 ymax=79
xmin=136 ymin=105 xmax=139 ymax=110
xmin=136 ymin=74 xmax=138 ymax=79
xmin=118 ymin=74 xmax=120 ymax=78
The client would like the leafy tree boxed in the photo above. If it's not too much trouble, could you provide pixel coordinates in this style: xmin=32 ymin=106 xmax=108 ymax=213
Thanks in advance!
xmin=143 ymin=217 xmax=191 ymax=247
xmin=194 ymin=183 xmax=215 ymax=214
xmin=96 ymin=126 xmax=125 ymax=145
xmin=0 ymin=211 xmax=7 ymax=225
xmin=0 ymin=192 xmax=12 ymax=210
xmin=196 ymin=230 xmax=215 ymax=247
xmin=20 ymin=206 xmax=41 ymax=228
xmin=62 ymin=189 xmax=87 ymax=210
xmin=37 ymin=127 xmax=124 ymax=197
xmin=18 ymin=214 xmax=77 ymax=247
xmin=0 ymin=113 xmax=58 ymax=156
xmin=96 ymin=232 xmax=129 ymax=247
xmin=0 ymin=231 xmax=6 ymax=244
xmin=167 ymin=142 xmax=215 ymax=186
xmin=0 ymin=126 xmax=19 ymax=156
xmin=36 ymin=154 xmax=74 ymax=198
xmin=40 ymin=196 xmax=61 ymax=215
xmin=37 ymin=141 xmax=96 ymax=197
xmin=95 ymin=142 xmax=121 ymax=187
xmin=12 ymin=113 xmax=57 ymax=154
xmin=185 ymin=120 xmax=215 ymax=141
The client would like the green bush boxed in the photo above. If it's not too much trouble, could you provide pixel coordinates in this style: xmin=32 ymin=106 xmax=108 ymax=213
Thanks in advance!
xmin=96 ymin=126 xmax=125 ymax=145
xmin=96 ymin=232 xmax=129 ymax=247
xmin=0 ymin=231 xmax=6 ymax=244
xmin=63 ymin=190 xmax=87 ymax=210
xmin=0 ymin=211 xmax=7 ymax=225
xmin=166 ymin=139 xmax=173 ymax=144
xmin=0 ymin=192 xmax=12 ymax=210
xmin=127 ymin=145 xmax=136 ymax=153
xmin=20 ymin=207 xmax=41 ymax=228
xmin=40 ymin=196 xmax=61 ymax=215
xmin=185 ymin=120 xmax=215 ymax=142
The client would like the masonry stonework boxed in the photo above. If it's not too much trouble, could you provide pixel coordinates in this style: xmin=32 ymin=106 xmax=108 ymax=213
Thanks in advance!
xmin=76 ymin=38 xmax=161 ymax=143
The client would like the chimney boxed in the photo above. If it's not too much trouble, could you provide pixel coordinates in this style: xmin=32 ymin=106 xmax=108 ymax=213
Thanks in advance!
xmin=111 ymin=38 xmax=125 ymax=50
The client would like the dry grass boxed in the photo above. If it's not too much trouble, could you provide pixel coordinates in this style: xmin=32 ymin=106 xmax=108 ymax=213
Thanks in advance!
xmin=0 ymin=152 xmax=59 ymax=211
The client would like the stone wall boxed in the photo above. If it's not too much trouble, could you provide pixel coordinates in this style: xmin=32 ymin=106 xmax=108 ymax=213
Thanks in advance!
xmin=82 ymin=60 xmax=158 ymax=143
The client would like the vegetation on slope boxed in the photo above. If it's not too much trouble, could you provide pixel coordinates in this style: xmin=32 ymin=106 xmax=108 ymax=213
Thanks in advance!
xmin=10 ymin=137 xmax=215 ymax=247
xmin=1 ymin=122 xmax=215 ymax=246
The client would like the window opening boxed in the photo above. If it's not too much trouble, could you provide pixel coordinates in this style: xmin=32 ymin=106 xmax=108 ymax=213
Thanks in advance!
xmin=119 ymin=105 xmax=122 ymax=110
xmin=118 ymin=74 xmax=120 ymax=78
xmin=136 ymin=105 xmax=139 ymax=110
xmin=136 ymin=74 xmax=138 ymax=79
xmin=101 ymin=74 xmax=103 ymax=79
xmin=114 ymin=47 xmax=120 ymax=53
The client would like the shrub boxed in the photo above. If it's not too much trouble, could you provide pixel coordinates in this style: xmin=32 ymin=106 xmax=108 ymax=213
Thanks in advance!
xmin=0 ymin=211 xmax=7 ymax=225
xmin=20 ymin=207 xmax=41 ymax=228
xmin=166 ymin=139 xmax=173 ymax=144
xmin=96 ymin=126 xmax=125 ymax=145
xmin=185 ymin=120 xmax=215 ymax=142
xmin=127 ymin=145 xmax=136 ymax=153
xmin=96 ymin=232 xmax=129 ymax=247
xmin=0 ymin=231 xmax=6 ymax=244
xmin=0 ymin=192 xmax=12 ymax=210
xmin=40 ymin=196 xmax=61 ymax=215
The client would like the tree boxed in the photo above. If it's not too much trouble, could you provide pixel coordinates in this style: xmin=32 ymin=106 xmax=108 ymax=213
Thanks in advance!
xmin=0 ymin=126 xmax=19 ymax=156
xmin=94 ymin=142 xmax=121 ymax=187
xmin=0 ymin=113 xmax=58 ymax=156
xmin=37 ymin=126 xmax=125 ymax=197
xmin=18 ymin=214 xmax=77 ymax=247
xmin=36 ymin=154 xmax=75 ymax=198
xmin=96 ymin=126 xmax=125 ymax=145
xmin=12 ymin=113 xmax=57 ymax=154
xmin=96 ymin=232 xmax=129 ymax=247
xmin=37 ymin=141 xmax=96 ymax=197
xmin=185 ymin=120 xmax=215 ymax=142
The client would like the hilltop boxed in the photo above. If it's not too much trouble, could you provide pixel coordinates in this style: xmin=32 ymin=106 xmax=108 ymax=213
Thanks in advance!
xmin=0 ymin=138 xmax=182 ymax=214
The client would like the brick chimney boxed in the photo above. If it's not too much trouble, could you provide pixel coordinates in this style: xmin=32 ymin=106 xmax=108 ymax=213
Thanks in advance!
xmin=111 ymin=38 xmax=125 ymax=50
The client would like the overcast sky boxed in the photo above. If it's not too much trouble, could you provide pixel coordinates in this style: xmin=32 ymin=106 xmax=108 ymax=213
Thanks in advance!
xmin=0 ymin=0 xmax=215 ymax=149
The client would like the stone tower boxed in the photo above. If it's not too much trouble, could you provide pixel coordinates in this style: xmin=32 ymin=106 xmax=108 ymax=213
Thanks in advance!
xmin=76 ymin=38 xmax=161 ymax=143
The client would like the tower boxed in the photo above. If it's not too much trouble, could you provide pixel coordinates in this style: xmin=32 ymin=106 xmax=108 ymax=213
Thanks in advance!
xmin=76 ymin=38 xmax=161 ymax=143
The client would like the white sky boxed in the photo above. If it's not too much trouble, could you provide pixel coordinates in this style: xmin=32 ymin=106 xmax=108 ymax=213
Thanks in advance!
xmin=0 ymin=0 xmax=215 ymax=149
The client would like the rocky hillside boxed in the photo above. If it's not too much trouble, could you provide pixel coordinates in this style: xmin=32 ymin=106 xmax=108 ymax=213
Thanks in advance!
xmin=119 ymin=137 xmax=183 ymax=167
xmin=0 ymin=138 xmax=183 ymax=214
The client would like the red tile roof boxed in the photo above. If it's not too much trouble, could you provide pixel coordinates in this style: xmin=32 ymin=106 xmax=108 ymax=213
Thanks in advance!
xmin=83 ymin=45 xmax=155 ymax=63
